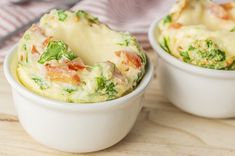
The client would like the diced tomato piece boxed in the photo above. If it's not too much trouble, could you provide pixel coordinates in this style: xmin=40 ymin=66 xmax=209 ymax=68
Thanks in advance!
xmin=115 ymin=51 xmax=121 ymax=57
xmin=31 ymin=45 xmax=39 ymax=54
xmin=115 ymin=51 xmax=142 ymax=68
xmin=72 ymin=75 xmax=80 ymax=83
xmin=67 ymin=62 xmax=85 ymax=71
xmin=221 ymin=2 xmax=235 ymax=10
xmin=125 ymin=52 xmax=142 ymax=68
xmin=209 ymin=3 xmax=230 ymax=20
xmin=45 ymin=64 xmax=80 ymax=84
xmin=169 ymin=22 xmax=183 ymax=29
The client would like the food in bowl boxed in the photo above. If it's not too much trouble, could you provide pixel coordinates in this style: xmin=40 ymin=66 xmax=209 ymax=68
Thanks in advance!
xmin=158 ymin=0 xmax=235 ymax=70
xmin=4 ymin=10 xmax=153 ymax=152
xmin=4 ymin=45 xmax=153 ymax=152
xmin=149 ymin=0 xmax=235 ymax=118
xmin=17 ymin=10 xmax=147 ymax=103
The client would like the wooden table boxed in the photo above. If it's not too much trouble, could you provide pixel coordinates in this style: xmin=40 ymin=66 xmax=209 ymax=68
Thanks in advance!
xmin=1 ymin=51 xmax=235 ymax=156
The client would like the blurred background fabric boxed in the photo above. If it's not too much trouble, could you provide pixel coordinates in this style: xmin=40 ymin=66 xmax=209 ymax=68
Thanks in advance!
xmin=0 ymin=0 xmax=175 ymax=63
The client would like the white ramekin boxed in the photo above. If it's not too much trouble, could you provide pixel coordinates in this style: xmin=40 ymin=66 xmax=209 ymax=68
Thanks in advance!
xmin=4 ymin=46 xmax=153 ymax=153
xmin=149 ymin=18 xmax=235 ymax=118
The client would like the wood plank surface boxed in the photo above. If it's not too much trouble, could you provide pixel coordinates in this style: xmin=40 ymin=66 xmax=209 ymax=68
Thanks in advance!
xmin=1 ymin=52 xmax=235 ymax=156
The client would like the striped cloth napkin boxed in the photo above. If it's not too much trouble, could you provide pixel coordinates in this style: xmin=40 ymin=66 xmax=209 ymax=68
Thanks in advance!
xmin=0 ymin=0 xmax=61 ymax=62
xmin=0 ymin=0 xmax=176 ymax=63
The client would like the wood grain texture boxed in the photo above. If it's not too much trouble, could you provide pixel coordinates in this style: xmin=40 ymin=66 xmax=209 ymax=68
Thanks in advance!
xmin=1 ymin=51 xmax=235 ymax=155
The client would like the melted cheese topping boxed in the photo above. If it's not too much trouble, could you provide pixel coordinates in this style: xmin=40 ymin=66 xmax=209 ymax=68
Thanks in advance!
xmin=17 ymin=10 xmax=146 ymax=103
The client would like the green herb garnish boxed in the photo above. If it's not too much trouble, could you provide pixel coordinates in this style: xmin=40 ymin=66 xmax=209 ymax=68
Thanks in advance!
xmin=163 ymin=15 xmax=172 ymax=25
xmin=64 ymin=88 xmax=76 ymax=94
xmin=105 ymin=82 xmax=117 ymax=97
xmin=63 ymin=52 xmax=77 ymax=61
xmin=181 ymin=39 xmax=226 ymax=69
xmin=117 ymin=33 xmax=134 ymax=47
xmin=230 ymin=27 xmax=235 ymax=32
xmin=180 ymin=51 xmax=190 ymax=62
xmin=96 ymin=76 xmax=117 ymax=98
xmin=38 ymin=41 xmax=77 ymax=64
xmin=76 ymin=10 xmax=99 ymax=24
xmin=23 ymin=44 xmax=27 ymax=51
xmin=24 ymin=34 xmax=30 ymax=40
xmin=96 ymin=76 xmax=106 ymax=90
xmin=160 ymin=36 xmax=171 ymax=53
xmin=32 ymin=77 xmax=48 ymax=90
xmin=57 ymin=10 xmax=68 ymax=21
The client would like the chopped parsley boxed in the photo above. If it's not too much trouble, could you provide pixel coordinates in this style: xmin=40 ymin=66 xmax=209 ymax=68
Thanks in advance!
xmin=96 ymin=77 xmax=106 ymax=90
xmin=23 ymin=44 xmax=27 ymax=51
xmin=76 ymin=10 xmax=99 ymax=24
xmin=117 ymin=33 xmax=134 ymax=47
xmin=117 ymin=33 xmax=147 ymax=71
xmin=181 ymin=39 xmax=226 ymax=69
xmin=226 ymin=60 xmax=235 ymax=70
xmin=57 ymin=10 xmax=68 ymax=21
xmin=24 ymin=34 xmax=30 ymax=40
xmin=26 ymin=52 xmax=28 ymax=63
xmin=105 ymin=82 xmax=117 ymax=97
xmin=63 ymin=52 xmax=77 ymax=61
xmin=38 ymin=41 xmax=77 ymax=64
xmin=117 ymin=39 xmax=130 ymax=46
xmin=96 ymin=76 xmax=117 ymax=98
xmin=163 ymin=15 xmax=172 ymax=25
xmin=64 ymin=88 xmax=76 ymax=94
xmin=230 ymin=27 xmax=235 ymax=32
xmin=32 ymin=77 xmax=48 ymax=90
xmin=180 ymin=50 xmax=190 ymax=62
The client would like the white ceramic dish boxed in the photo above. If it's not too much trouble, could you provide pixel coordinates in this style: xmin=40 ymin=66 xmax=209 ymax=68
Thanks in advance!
xmin=149 ymin=18 xmax=235 ymax=118
xmin=4 ymin=46 xmax=153 ymax=153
